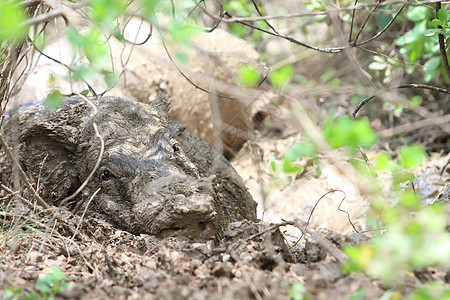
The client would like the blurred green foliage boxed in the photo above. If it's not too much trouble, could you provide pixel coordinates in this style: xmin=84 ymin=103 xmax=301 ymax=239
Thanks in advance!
xmin=0 ymin=0 xmax=28 ymax=43
xmin=270 ymin=65 xmax=295 ymax=89
xmin=237 ymin=64 xmax=261 ymax=88
xmin=4 ymin=266 xmax=69 ymax=300
xmin=323 ymin=117 xmax=378 ymax=149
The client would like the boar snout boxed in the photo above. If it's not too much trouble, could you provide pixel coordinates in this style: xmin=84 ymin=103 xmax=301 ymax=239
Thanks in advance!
xmin=133 ymin=175 xmax=218 ymax=239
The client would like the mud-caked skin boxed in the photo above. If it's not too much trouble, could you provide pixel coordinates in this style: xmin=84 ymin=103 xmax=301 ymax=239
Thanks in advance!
xmin=0 ymin=95 xmax=257 ymax=240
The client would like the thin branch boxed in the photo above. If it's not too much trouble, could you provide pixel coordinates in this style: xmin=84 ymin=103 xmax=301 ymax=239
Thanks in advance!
xmin=378 ymin=113 xmax=450 ymax=138
xmin=352 ymin=83 xmax=450 ymax=119
xmin=205 ymin=3 xmax=224 ymax=33
xmin=223 ymin=11 xmax=344 ymax=53
xmin=436 ymin=2 xmax=450 ymax=80
xmin=348 ymin=0 xmax=359 ymax=42
xmin=59 ymin=94 xmax=104 ymax=206
xmin=0 ymin=134 xmax=49 ymax=209
xmin=250 ymin=0 xmax=279 ymax=34
xmin=22 ymin=1 xmax=89 ymax=26
xmin=352 ymin=0 xmax=382 ymax=45
xmin=0 ymin=182 xmax=36 ymax=208
xmin=153 ymin=14 xmax=237 ymax=99
xmin=70 ymin=187 xmax=101 ymax=243
xmin=353 ymin=3 xmax=406 ymax=47
xmin=32 ymin=45 xmax=98 ymax=96
xmin=220 ymin=0 xmax=404 ymax=54
xmin=357 ymin=46 xmax=424 ymax=68
xmin=215 ymin=0 xmax=442 ymax=23
xmin=292 ymin=219 xmax=349 ymax=263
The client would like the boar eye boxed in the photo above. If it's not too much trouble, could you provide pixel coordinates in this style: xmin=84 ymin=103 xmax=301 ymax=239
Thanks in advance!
xmin=100 ymin=169 xmax=112 ymax=181
xmin=172 ymin=142 xmax=180 ymax=152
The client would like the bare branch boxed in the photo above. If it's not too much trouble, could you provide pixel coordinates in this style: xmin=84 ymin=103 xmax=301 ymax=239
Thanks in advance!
xmin=59 ymin=93 xmax=104 ymax=206
xmin=70 ymin=187 xmax=101 ymax=243
xmin=348 ymin=0 xmax=359 ymax=42
xmin=352 ymin=84 xmax=450 ymax=119
xmin=352 ymin=0 xmax=382 ymax=45
xmin=0 ymin=133 xmax=49 ymax=209
xmin=23 ymin=1 xmax=89 ymax=26
xmin=215 ymin=0 xmax=443 ymax=23
xmin=378 ymin=114 xmax=450 ymax=138
xmin=435 ymin=2 xmax=450 ymax=80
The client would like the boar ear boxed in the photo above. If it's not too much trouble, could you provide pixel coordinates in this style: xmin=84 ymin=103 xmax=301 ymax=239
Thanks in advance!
xmin=150 ymin=93 xmax=171 ymax=120
xmin=18 ymin=123 xmax=81 ymax=205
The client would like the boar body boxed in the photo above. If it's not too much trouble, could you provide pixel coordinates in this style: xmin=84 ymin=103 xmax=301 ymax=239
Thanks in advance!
xmin=1 ymin=95 xmax=257 ymax=240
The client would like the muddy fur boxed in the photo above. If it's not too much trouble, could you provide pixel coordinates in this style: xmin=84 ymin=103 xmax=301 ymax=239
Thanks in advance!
xmin=0 ymin=95 xmax=257 ymax=240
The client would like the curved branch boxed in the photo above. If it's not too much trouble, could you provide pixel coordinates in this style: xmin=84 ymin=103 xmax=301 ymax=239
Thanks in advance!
xmin=352 ymin=83 xmax=450 ymax=119
xmin=59 ymin=94 xmax=104 ymax=206
xmin=153 ymin=14 xmax=237 ymax=99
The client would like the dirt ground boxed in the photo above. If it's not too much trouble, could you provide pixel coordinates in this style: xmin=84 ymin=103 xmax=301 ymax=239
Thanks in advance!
xmin=0 ymin=205 xmax=386 ymax=300
xmin=1 ymin=121 xmax=449 ymax=299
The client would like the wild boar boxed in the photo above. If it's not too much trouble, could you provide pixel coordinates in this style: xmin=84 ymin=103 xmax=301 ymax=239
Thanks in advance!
xmin=0 ymin=94 xmax=257 ymax=240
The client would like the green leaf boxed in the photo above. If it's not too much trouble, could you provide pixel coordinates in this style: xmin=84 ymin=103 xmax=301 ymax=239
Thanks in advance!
xmin=374 ymin=152 xmax=395 ymax=172
xmin=36 ymin=277 xmax=52 ymax=295
xmin=269 ymin=65 xmax=295 ymax=88
xmin=323 ymin=117 xmax=377 ymax=149
xmin=410 ymin=95 xmax=422 ymax=107
xmin=368 ymin=61 xmax=386 ymax=71
xmin=224 ymin=0 xmax=251 ymax=17
xmin=34 ymin=33 xmax=47 ymax=50
xmin=324 ymin=117 xmax=353 ymax=149
xmin=83 ymin=28 xmax=109 ymax=69
xmin=50 ymin=266 xmax=67 ymax=281
xmin=424 ymin=56 xmax=441 ymax=76
xmin=90 ymin=0 xmax=126 ymax=27
xmin=175 ymin=52 xmax=189 ymax=65
xmin=103 ymin=71 xmax=118 ymax=87
xmin=67 ymin=26 xmax=84 ymax=49
xmin=352 ymin=119 xmax=378 ymax=148
xmin=287 ymin=281 xmax=307 ymax=300
xmin=424 ymin=28 xmax=444 ymax=37
xmin=377 ymin=8 xmax=392 ymax=29
xmin=398 ymin=144 xmax=426 ymax=169
xmin=168 ymin=21 xmax=201 ymax=45
xmin=228 ymin=23 xmax=247 ymax=38
xmin=438 ymin=8 xmax=449 ymax=24
xmin=393 ymin=171 xmax=416 ymax=186
xmin=285 ymin=140 xmax=317 ymax=162
xmin=237 ymin=64 xmax=261 ymax=88
xmin=431 ymin=19 xmax=442 ymax=27
xmin=282 ymin=159 xmax=302 ymax=174
xmin=399 ymin=190 xmax=421 ymax=209
xmin=406 ymin=7 xmax=430 ymax=22
xmin=3 ymin=287 xmax=16 ymax=300
xmin=349 ymin=288 xmax=366 ymax=300
xmin=0 ymin=1 xmax=28 ymax=42
xmin=45 ymin=91 xmax=64 ymax=109
xmin=269 ymin=159 xmax=277 ymax=172
xmin=71 ymin=64 xmax=97 ymax=82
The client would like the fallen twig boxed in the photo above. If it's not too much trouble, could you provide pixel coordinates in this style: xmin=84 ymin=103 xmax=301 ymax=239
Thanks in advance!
xmin=292 ymin=219 xmax=349 ymax=264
